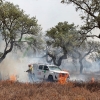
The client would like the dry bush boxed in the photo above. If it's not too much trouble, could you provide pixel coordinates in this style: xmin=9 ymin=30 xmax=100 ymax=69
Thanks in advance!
xmin=0 ymin=80 xmax=100 ymax=100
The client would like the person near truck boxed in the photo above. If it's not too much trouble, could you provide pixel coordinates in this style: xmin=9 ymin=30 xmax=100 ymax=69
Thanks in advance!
xmin=26 ymin=64 xmax=34 ymax=83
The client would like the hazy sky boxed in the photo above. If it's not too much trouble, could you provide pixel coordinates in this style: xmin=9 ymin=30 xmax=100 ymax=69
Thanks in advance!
xmin=6 ymin=0 xmax=82 ymax=31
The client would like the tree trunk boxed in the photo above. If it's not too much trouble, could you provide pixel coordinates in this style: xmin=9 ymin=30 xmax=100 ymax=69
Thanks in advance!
xmin=0 ymin=41 xmax=13 ymax=63
xmin=45 ymin=51 xmax=67 ymax=66
xmin=79 ymin=59 xmax=83 ymax=74
xmin=0 ymin=57 xmax=4 ymax=63
xmin=52 ymin=54 xmax=67 ymax=66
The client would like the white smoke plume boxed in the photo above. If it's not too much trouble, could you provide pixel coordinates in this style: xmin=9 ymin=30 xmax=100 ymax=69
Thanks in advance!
xmin=0 ymin=34 xmax=46 ymax=82
xmin=0 ymin=40 xmax=100 ymax=83
xmin=0 ymin=51 xmax=46 ymax=82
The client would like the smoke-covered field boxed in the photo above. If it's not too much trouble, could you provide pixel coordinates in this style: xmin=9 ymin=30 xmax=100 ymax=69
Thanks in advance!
xmin=0 ymin=52 xmax=44 ymax=82
xmin=0 ymin=52 xmax=100 ymax=100
xmin=0 ymin=52 xmax=100 ymax=83
xmin=0 ymin=80 xmax=100 ymax=100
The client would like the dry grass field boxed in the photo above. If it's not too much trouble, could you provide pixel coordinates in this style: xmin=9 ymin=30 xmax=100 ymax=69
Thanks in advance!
xmin=0 ymin=80 xmax=100 ymax=100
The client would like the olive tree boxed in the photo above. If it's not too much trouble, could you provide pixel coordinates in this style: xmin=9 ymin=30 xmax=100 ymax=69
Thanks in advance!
xmin=0 ymin=1 xmax=41 ymax=62
xmin=45 ymin=21 xmax=80 ymax=66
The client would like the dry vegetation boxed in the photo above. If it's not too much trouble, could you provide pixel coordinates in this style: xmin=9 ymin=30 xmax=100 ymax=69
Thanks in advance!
xmin=0 ymin=80 xmax=100 ymax=100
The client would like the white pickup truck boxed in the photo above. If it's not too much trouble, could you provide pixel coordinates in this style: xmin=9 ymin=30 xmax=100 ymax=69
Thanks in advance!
xmin=29 ymin=63 xmax=70 ymax=81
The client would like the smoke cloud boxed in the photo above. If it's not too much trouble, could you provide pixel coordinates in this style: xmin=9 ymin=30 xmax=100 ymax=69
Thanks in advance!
xmin=0 ymin=44 xmax=100 ymax=83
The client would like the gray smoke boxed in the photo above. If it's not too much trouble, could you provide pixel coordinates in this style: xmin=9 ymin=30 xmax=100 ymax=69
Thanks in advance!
xmin=0 ymin=51 xmax=46 ymax=82
xmin=61 ymin=56 xmax=100 ymax=82
xmin=0 ymin=40 xmax=100 ymax=82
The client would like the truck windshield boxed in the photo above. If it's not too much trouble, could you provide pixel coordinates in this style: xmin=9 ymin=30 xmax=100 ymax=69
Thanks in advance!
xmin=48 ymin=66 xmax=61 ymax=71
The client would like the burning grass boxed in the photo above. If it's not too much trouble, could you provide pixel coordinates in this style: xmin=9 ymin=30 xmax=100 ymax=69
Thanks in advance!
xmin=0 ymin=80 xmax=100 ymax=100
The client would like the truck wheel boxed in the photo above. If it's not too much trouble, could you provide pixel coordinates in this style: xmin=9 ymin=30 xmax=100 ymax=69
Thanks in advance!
xmin=48 ymin=75 xmax=53 ymax=82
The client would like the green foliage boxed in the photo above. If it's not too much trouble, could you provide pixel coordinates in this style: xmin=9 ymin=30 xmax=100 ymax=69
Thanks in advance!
xmin=24 ymin=35 xmax=44 ymax=50
xmin=46 ymin=21 xmax=80 ymax=52
xmin=0 ymin=0 xmax=42 ymax=62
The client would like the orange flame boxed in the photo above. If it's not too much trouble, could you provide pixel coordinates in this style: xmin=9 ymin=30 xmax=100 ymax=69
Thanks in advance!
xmin=58 ymin=73 xmax=69 ymax=84
xmin=10 ymin=75 xmax=16 ymax=82
xmin=91 ymin=77 xmax=95 ymax=83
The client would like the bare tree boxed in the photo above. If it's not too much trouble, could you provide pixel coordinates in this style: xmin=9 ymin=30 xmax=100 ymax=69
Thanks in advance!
xmin=61 ymin=0 xmax=100 ymax=39
xmin=70 ymin=41 xmax=100 ymax=73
